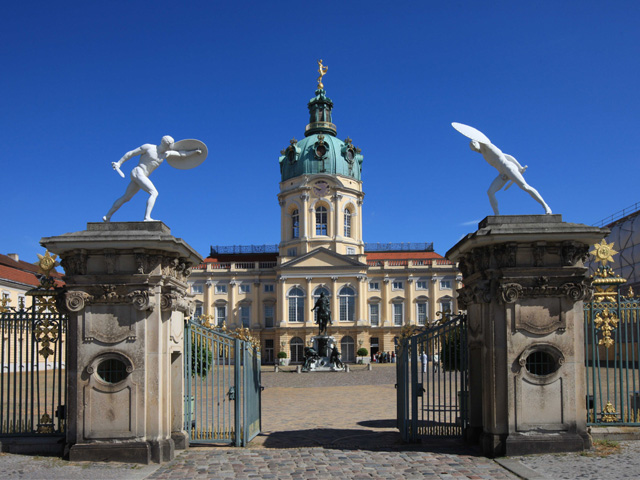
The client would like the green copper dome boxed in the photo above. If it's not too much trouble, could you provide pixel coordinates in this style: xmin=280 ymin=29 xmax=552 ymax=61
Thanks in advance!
xmin=279 ymin=88 xmax=363 ymax=182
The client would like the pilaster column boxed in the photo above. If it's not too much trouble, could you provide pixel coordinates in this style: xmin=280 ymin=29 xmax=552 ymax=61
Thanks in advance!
xmin=229 ymin=280 xmax=237 ymax=327
xmin=356 ymin=275 xmax=366 ymax=324
xmin=205 ymin=280 xmax=214 ymax=317
xmin=406 ymin=277 xmax=414 ymax=325
xmin=382 ymin=276 xmax=391 ymax=326
xmin=252 ymin=280 xmax=261 ymax=329
xmin=278 ymin=276 xmax=287 ymax=327
xmin=305 ymin=277 xmax=313 ymax=327
xmin=331 ymin=277 xmax=339 ymax=324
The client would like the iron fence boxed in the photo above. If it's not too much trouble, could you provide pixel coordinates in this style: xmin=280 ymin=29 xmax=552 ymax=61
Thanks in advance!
xmin=585 ymin=264 xmax=640 ymax=425
xmin=0 ymin=289 xmax=67 ymax=437
xmin=184 ymin=319 xmax=261 ymax=446
xmin=396 ymin=314 xmax=468 ymax=442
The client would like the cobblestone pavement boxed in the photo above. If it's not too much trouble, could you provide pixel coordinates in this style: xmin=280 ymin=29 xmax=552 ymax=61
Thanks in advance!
xmin=1 ymin=364 xmax=639 ymax=479
xmin=508 ymin=439 xmax=640 ymax=479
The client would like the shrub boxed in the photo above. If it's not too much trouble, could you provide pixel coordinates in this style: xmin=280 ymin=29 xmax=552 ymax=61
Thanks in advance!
xmin=440 ymin=326 xmax=463 ymax=372
xmin=356 ymin=347 xmax=369 ymax=357
xmin=191 ymin=338 xmax=213 ymax=377
xmin=277 ymin=351 xmax=288 ymax=359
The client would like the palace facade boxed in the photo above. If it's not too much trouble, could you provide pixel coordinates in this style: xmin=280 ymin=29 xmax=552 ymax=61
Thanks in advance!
xmin=188 ymin=75 xmax=461 ymax=364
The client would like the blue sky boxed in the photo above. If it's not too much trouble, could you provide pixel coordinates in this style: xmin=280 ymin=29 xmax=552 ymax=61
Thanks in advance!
xmin=2 ymin=1 xmax=639 ymax=262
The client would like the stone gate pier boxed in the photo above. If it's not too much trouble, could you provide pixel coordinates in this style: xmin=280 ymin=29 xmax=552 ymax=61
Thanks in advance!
xmin=41 ymin=222 xmax=201 ymax=463
xmin=447 ymin=215 xmax=607 ymax=457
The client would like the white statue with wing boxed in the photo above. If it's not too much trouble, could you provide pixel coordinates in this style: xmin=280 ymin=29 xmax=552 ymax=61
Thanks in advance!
xmin=103 ymin=136 xmax=208 ymax=222
xmin=452 ymin=123 xmax=551 ymax=216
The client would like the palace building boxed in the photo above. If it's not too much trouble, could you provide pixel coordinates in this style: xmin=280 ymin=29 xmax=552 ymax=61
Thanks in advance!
xmin=188 ymin=69 xmax=461 ymax=364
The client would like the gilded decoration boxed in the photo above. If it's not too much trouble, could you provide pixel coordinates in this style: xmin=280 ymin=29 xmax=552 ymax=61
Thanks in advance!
xmin=602 ymin=401 xmax=618 ymax=422
xmin=593 ymin=308 xmax=619 ymax=349
xmin=0 ymin=296 xmax=10 ymax=313
xmin=36 ymin=251 xmax=60 ymax=276
xmin=317 ymin=59 xmax=328 ymax=89
xmin=591 ymin=240 xmax=618 ymax=266
xmin=34 ymin=318 xmax=59 ymax=359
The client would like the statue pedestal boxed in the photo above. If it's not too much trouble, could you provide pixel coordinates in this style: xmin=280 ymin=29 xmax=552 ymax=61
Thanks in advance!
xmin=41 ymin=222 xmax=202 ymax=464
xmin=303 ymin=335 xmax=344 ymax=371
xmin=447 ymin=215 xmax=606 ymax=457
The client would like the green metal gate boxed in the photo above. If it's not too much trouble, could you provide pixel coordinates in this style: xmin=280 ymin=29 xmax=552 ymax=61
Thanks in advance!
xmin=585 ymin=257 xmax=640 ymax=426
xmin=396 ymin=314 xmax=468 ymax=442
xmin=0 ymin=278 xmax=67 ymax=440
xmin=184 ymin=319 xmax=261 ymax=446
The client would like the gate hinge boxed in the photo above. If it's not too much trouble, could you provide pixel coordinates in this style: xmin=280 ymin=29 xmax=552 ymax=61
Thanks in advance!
xmin=228 ymin=386 xmax=236 ymax=400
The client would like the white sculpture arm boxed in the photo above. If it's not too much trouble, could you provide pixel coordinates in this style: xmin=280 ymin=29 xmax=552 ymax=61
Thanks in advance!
xmin=504 ymin=154 xmax=527 ymax=173
xmin=113 ymin=146 xmax=144 ymax=169
xmin=166 ymin=149 xmax=202 ymax=158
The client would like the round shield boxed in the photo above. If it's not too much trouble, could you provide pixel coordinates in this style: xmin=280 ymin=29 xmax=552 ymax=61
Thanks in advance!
xmin=166 ymin=139 xmax=208 ymax=170
xmin=451 ymin=122 xmax=491 ymax=144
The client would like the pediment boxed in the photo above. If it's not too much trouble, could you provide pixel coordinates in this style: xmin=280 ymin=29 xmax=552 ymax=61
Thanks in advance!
xmin=281 ymin=247 xmax=366 ymax=270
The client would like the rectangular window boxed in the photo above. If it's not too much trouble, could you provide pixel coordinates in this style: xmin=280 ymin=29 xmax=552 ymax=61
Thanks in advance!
xmin=194 ymin=306 xmax=203 ymax=318
xmin=440 ymin=279 xmax=452 ymax=290
xmin=215 ymin=284 xmax=227 ymax=294
xmin=240 ymin=306 xmax=251 ymax=328
xmin=368 ymin=281 xmax=380 ymax=291
xmin=392 ymin=281 xmax=403 ymax=290
xmin=393 ymin=303 xmax=403 ymax=326
xmin=239 ymin=284 xmax=251 ymax=294
xmin=417 ymin=302 xmax=427 ymax=326
xmin=190 ymin=284 xmax=203 ymax=294
xmin=264 ymin=305 xmax=274 ymax=328
xmin=264 ymin=284 xmax=274 ymax=293
xmin=416 ymin=280 xmax=428 ymax=290
xmin=216 ymin=306 xmax=226 ymax=327
xmin=316 ymin=207 xmax=328 ymax=235
xmin=440 ymin=300 xmax=452 ymax=314
xmin=287 ymin=247 xmax=297 ymax=257
xmin=346 ymin=247 xmax=356 ymax=255
xmin=340 ymin=296 xmax=355 ymax=322
xmin=369 ymin=304 xmax=379 ymax=326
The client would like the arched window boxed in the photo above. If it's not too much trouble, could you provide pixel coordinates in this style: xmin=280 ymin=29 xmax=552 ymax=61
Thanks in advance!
xmin=339 ymin=286 xmax=356 ymax=322
xmin=341 ymin=336 xmax=355 ymax=363
xmin=291 ymin=209 xmax=299 ymax=239
xmin=290 ymin=337 xmax=304 ymax=364
xmin=312 ymin=286 xmax=331 ymax=323
xmin=316 ymin=205 xmax=328 ymax=235
xmin=344 ymin=208 xmax=352 ymax=237
xmin=288 ymin=287 xmax=305 ymax=323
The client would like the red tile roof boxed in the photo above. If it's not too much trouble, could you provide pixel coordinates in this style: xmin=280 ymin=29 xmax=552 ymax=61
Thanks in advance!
xmin=0 ymin=254 xmax=64 ymax=288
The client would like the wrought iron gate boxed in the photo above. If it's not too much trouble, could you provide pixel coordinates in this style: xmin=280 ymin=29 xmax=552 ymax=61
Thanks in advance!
xmin=184 ymin=319 xmax=261 ymax=446
xmin=397 ymin=314 xmax=468 ymax=442
xmin=585 ymin=256 xmax=640 ymax=426
xmin=0 ymin=280 xmax=67 ymax=439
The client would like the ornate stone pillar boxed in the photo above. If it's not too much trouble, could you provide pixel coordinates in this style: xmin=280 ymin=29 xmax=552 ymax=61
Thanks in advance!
xmin=447 ymin=215 xmax=607 ymax=457
xmin=41 ymin=222 xmax=202 ymax=464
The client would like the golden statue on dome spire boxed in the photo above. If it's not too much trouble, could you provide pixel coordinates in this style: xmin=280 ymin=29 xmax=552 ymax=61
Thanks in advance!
xmin=317 ymin=59 xmax=328 ymax=89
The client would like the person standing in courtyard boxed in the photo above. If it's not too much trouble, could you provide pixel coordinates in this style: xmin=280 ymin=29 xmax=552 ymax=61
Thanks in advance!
xmin=421 ymin=351 xmax=428 ymax=373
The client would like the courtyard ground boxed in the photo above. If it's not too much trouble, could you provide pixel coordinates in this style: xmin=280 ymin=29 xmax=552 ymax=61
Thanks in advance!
xmin=0 ymin=364 xmax=639 ymax=479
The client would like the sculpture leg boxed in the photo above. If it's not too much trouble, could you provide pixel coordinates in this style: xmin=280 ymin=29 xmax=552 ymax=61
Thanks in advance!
xmin=522 ymin=184 xmax=552 ymax=214
xmin=487 ymin=175 xmax=508 ymax=215
xmin=133 ymin=173 xmax=159 ymax=222
xmin=510 ymin=172 xmax=552 ymax=215
xmin=103 ymin=181 xmax=141 ymax=222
